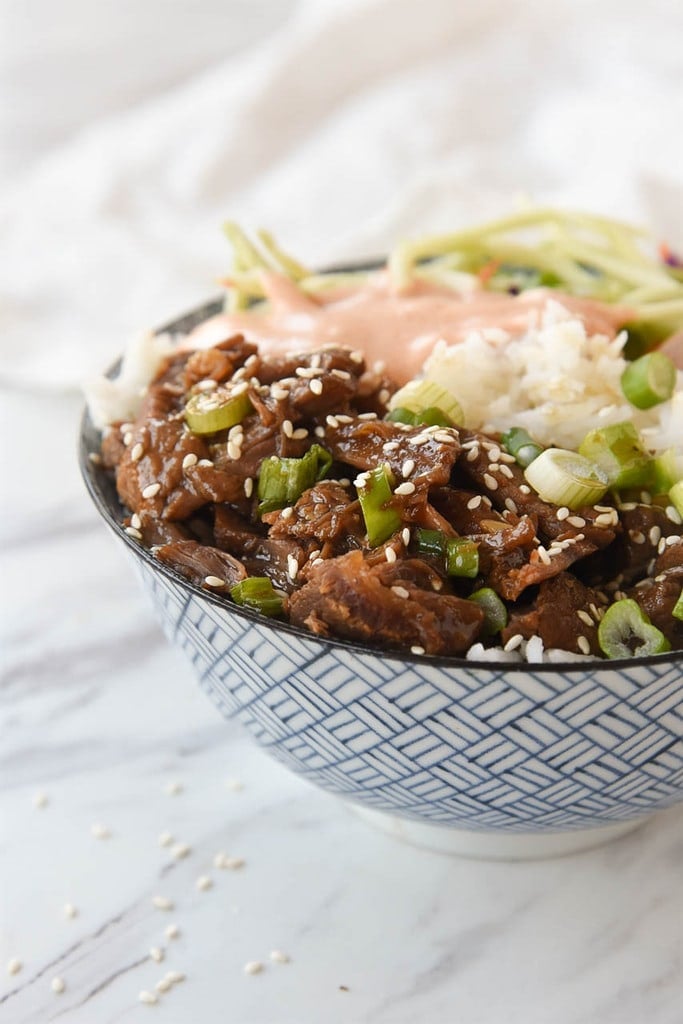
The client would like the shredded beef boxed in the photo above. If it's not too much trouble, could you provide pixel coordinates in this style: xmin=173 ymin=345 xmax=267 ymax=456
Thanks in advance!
xmin=101 ymin=335 xmax=683 ymax=661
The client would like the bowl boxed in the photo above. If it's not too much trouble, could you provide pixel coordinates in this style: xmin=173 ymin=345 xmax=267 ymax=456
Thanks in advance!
xmin=80 ymin=298 xmax=683 ymax=860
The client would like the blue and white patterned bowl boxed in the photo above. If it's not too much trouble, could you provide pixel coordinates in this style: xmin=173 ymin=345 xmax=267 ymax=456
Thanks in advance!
xmin=80 ymin=300 xmax=683 ymax=859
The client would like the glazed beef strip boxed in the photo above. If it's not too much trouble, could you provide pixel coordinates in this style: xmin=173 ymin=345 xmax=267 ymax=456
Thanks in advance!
xmin=289 ymin=550 xmax=484 ymax=655
xmin=502 ymin=572 xmax=603 ymax=656
xmin=630 ymin=539 xmax=683 ymax=646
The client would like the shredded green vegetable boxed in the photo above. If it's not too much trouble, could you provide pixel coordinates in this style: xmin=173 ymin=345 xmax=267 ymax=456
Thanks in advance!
xmin=217 ymin=208 xmax=683 ymax=343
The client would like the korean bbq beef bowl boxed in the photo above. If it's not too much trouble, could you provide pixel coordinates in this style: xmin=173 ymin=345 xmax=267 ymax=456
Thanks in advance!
xmin=81 ymin=208 xmax=683 ymax=858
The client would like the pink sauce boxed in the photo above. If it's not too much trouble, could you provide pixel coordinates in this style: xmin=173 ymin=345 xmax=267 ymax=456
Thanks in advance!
xmin=184 ymin=271 xmax=634 ymax=384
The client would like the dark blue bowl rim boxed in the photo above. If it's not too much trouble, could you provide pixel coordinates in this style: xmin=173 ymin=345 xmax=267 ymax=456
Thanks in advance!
xmin=78 ymin=291 xmax=683 ymax=676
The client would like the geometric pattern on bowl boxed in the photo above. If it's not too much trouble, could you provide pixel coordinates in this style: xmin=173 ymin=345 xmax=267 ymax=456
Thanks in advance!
xmin=137 ymin=558 xmax=683 ymax=834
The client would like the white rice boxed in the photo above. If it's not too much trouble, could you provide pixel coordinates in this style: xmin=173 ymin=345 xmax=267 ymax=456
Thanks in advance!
xmin=424 ymin=299 xmax=683 ymax=455
xmin=84 ymin=330 xmax=175 ymax=430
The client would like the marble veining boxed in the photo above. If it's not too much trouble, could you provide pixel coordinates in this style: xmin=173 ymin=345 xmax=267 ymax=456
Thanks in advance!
xmin=1 ymin=391 xmax=682 ymax=1024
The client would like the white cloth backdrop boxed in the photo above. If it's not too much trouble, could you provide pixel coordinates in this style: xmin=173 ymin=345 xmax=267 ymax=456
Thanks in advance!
xmin=1 ymin=0 xmax=681 ymax=391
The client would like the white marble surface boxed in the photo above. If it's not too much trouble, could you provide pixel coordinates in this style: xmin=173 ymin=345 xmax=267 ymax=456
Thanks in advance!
xmin=2 ymin=389 xmax=683 ymax=1024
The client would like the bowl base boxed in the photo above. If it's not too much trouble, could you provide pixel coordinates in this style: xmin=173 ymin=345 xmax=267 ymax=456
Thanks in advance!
xmin=351 ymin=805 xmax=649 ymax=860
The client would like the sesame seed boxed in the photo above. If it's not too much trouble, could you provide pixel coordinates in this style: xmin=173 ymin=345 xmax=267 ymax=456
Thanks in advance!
xmin=120 ymin=422 xmax=134 ymax=434
xmin=499 ymin=464 xmax=514 ymax=479
xmin=519 ymin=484 xmax=531 ymax=494
xmin=33 ymin=791 xmax=48 ymax=809
xmin=410 ymin=645 xmax=426 ymax=655
xmin=156 ymin=978 xmax=172 ymax=993
xmin=629 ymin=531 xmax=646 ymax=545
xmin=556 ymin=507 xmax=570 ymax=521
xmin=63 ymin=903 xmax=78 ymax=919
xmin=466 ymin=448 xmax=479 ymax=462
xmin=577 ymin=610 xmax=594 ymax=627
xmin=7 ymin=958 xmax=22 ymax=976
xmin=537 ymin=547 xmax=551 ymax=565
xmin=164 ymin=923 xmax=180 ymax=940
xmin=244 ymin=477 xmax=254 ymax=498
xmin=131 ymin=442 xmax=144 ymax=462
xmin=123 ymin=431 xmax=133 ymax=446
xmin=408 ymin=435 xmax=429 ymax=447
xmin=292 ymin=427 xmax=309 ymax=440
xmin=385 ymin=547 xmax=397 ymax=563
xmin=204 ymin=575 xmax=226 ymax=587
xmin=483 ymin=474 xmax=498 ymax=491
xmin=88 ymin=452 xmax=102 ymax=465
xmin=335 ymin=414 xmax=353 ymax=424
xmin=308 ymin=549 xmax=321 ymax=561
xmin=281 ymin=506 xmax=294 ymax=520
xmin=51 ymin=977 xmax=66 ymax=994
xmin=270 ymin=950 xmax=290 ymax=964
xmin=504 ymin=634 xmax=523 ymax=652
xmin=182 ymin=453 xmax=198 ymax=470
xmin=640 ymin=491 xmax=652 ymax=505
xmin=141 ymin=483 xmax=161 ymax=499
xmin=311 ymin=558 xmax=324 ymax=567
xmin=594 ymin=512 xmax=616 ymax=527
xmin=326 ymin=415 xmax=339 ymax=428
xmin=401 ymin=459 xmax=415 ymax=478
xmin=383 ymin=441 xmax=400 ymax=453
xmin=577 ymin=636 xmax=591 ymax=655
xmin=91 ymin=823 xmax=111 ymax=840
xmin=232 ymin=381 xmax=249 ymax=396
xmin=649 ymin=525 xmax=662 ymax=546
xmin=196 ymin=875 xmax=213 ymax=891
xmin=165 ymin=970 xmax=186 ymax=984
xmin=139 ymin=990 xmax=157 ymax=1005
xmin=314 ymin=425 xmax=326 ymax=438
xmin=309 ymin=378 xmax=324 ymax=396
xmin=228 ymin=424 xmax=244 ymax=439
xmin=567 ymin=516 xmax=586 ymax=528
xmin=271 ymin=385 xmax=289 ymax=400
xmin=504 ymin=498 xmax=518 ymax=514
xmin=350 ymin=350 xmax=364 ymax=363
xmin=158 ymin=832 xmax=173 ymax=847
xmin=225 ymin=777 xmax=244 ymax=791
xmin=467 ymin=495 xmax=483 ymax=511
xmin=394 ymin=481 xmax=416 ymax=496
xmin=378 ymin=388 xmax=391 ymax=404
xmin=166 ymin=780 xmax=183 ymax=796
xmin=152 ymin=896 xmax=174 ymax=911
xmin=391 ymin=586 xmax=410 ymax=599
xmin=150 ymin=947 xmax=164 ymax=963
xmin=287 ymin=554 xmax=299 ymax=580
xmin=227 ymin=441 xmax=242 ymax=460
xmin=171 ymin=842 xmax=191 ymax=860
xmin=125 ymin=526 xmax=142 ymax=540
xmin=357 ymin=411 xmax=378 ymax=420
xmin=401 ymin=528 xmax=411 ymax=546
xmin=665 ymin=505 xmax=682 ymax=524
xmin=295 ymin=366 xmax=322 ymax=378
xmin=222 ymin=856 xmax=245 ymax=871
xmin=196 ymin=379 xmax=218 ymax=391
xmin=666 ymin=534 xmax=680 ymax=546
xmin=282 ymin=420 xmax=294 ymax=438
xmin=244 ymin=961 xmax=264 ymax=976
xmin=331 ymin=368 xmax=351 ymax=380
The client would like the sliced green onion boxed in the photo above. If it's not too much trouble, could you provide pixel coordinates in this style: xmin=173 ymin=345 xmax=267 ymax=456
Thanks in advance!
xmin=469 ymin=587 xmax=508 ymax=635
xmin=673 ymin=589 xmax=683 ymax=622
xmin=577 ymin=422 xmax=653 ymax=490
xmin=385 ymin=407 xmax=418 ymax=425
xmin=501 ymin=426 xmax=544 ymax=467
xmin=357 ymin=464 xmax=402 ymax=547
xmin=230 ymin=577 xmax=284 ymax=616
xmin=185 ymin=388 xmax=252 ymax=435
xmin=598 ymin=598 xmax=671 ymax=659
xmin=415 ymin=528 xmax=447 ymax=559
xmin=670 ymin=480 xmax=683 ymax=518
xmin=621 ymin=351 xmax=676 ymax=409
xmin=524 ymin=448 xmax=609 ymax=510
xmin=257 ymin=444 xmax=332 ymax=514
xmin=445 ymin=537 xmax=479 ymax=578
xmin=388 ymin=379 xmax=463 ymax=425
xmin=654 ymin=448 xmax=683 ymax=494
xmin=417 ymin=407 xmax=453 ymax=427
